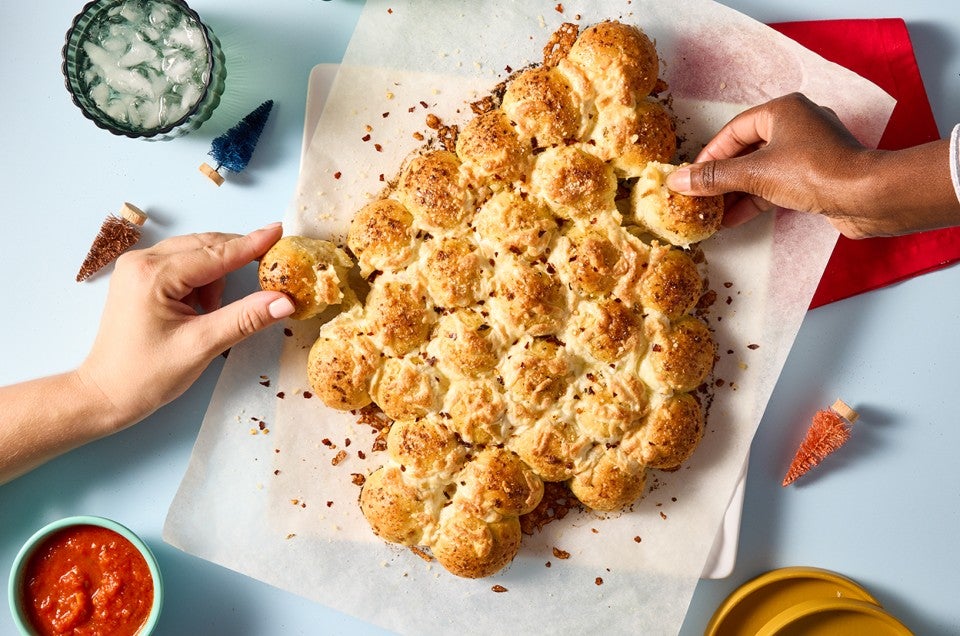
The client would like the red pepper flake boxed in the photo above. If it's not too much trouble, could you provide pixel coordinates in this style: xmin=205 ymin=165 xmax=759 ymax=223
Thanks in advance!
xmin=408 ymin=106 xmax=416 ymax=113
xmin=333 ymin=172 xmax=342 ymax=180
xmin=633 ymin=536 xmax=642 ymax=543
xmin=652 ymin=343 xmax=663 ymax=352
xmin=387 ymin=7 xmax=393 ymax=14
xmin=357 ymin=450 xmax=367 ymax=460
xmin=374 ymin=143 xmax=383 ymax=152
xmin=747 ymin=343 xmax=760 ymax=350
xmin=545 ymin=561 xmax=552 ymax=568
xmin=259 ymin=379 xmax=270 ymax=387
xmin=351 ymin=473 xmax=366 ymax=486
xmin=382 ymin=111 xmax=390 ymax=118
xmin=276 ymin=391 xmax=285 ymax=399
xmin=379 ymin=173 xmax=385 ymax=182
xmin=419 ymin=100 xmax=429 ymax=109
xmin=659 ymin=511 xmax=668 ymax=520
xmin=361 ymin=134 xmax=371 ymax=142
xmin=595 ymin=577 xmax=604 ymax=586
xmin=555 ymin=3 xmax=564 ymax=13
xmin=345 ymin=438 xmax=352 ymax=447
xmin=505 ymin=65 xmax=513 ymax=73
xmin=491 ymin=585 xmax=508 ymax=593
xmin=303 ymin=391 xmax=313 ymax=399
xmin=283 ymin=327 xmax=293 ymax=337
xmin=326 ymin=501 xmax=334 ymax=507
xmin=552 ymin=547 xmax=571 ymax=560
xmin=273 ymin=469 xmax=280 ymax=475
xmin=726 ymin=296 xmax=733 ymax=305
xmin=412 ymin=131 xmax=424 ymax=141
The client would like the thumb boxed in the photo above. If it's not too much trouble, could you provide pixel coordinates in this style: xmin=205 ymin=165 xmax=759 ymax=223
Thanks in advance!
xmin=195 ymin=290 xmax=295 ymax=356
xmin=666 ymin=156 xmax=756 ymax=197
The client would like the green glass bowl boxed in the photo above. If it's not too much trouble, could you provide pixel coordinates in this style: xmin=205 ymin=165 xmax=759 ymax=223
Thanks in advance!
xmin=62 ymin=0 xmax=226 ymax=140
xmin=8 ymin=516 xmax=164 ymax=636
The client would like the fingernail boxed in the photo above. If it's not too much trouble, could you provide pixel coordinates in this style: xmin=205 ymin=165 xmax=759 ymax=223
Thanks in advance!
xmin=666 ymin=167 xmax=691 ymax=193
xmin=268 ymin=296 xmax=295 ymax=319
xmin=261 ymin=221 xmax=283 ymax=232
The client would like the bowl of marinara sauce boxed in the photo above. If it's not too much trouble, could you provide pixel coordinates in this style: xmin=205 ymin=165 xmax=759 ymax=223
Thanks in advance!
xmin=8 ymin=516 xmax=163 ymax=636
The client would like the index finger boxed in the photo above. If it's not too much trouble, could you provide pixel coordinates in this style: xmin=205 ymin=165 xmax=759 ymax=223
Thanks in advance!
xmin=147 ymin=231 xmax=243 ymax=255
xmin=695 ymin=104 xmax=772 ymax=163
xmin=167 ymin=223 xmax=283 ymax=296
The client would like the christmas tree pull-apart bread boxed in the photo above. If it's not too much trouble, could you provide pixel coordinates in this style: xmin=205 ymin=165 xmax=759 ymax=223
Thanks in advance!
xmin=262 ymin=20 xmax=723 ymax=578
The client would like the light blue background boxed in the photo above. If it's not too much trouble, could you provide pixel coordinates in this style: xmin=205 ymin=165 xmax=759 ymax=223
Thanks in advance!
xmin=2 ymin=1 xmax=959 ymax=634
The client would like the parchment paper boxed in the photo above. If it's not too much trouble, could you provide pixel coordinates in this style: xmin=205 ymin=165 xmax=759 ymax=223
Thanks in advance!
xmin=165 ymin=1 xmax=895 ymax=633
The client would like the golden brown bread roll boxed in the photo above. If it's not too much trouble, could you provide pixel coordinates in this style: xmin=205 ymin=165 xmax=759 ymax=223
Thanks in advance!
xmin=372 ymin=356 xmax=444 ymax=421
xmin=474 ymin=189 xmax=557 ymax=259
xmin=455 ymin=109 xmax=531 ymax=185
xmin=501 ymin=66 xmax=583 ymax=147
xmin=427 ymin=309 xmax=499 ymax=378
xmin=553 ymin=225 xmax=624 ymax=297
xmin=444 ymin=378 xmax=507 ymax=445
xmin=576 ymin=298 xmax=645 ymax=364
xmin=366 ymin=276 xmax=432 ymax=357
xmin=566 ymin=20 xmax=660 ymax=105
xmin=457 ymin=447 xmax=544 ymax=518
xmin=629 ymin=162 xmax=724 ymax=247
xmin=431 ymin=514 xmax=522 ymax=579
xmin=574 ymin=371 xmax=649 ymax=441
xmin=530 ymin=145 xmax=617 ymax=221
xmin=359 ymin=465 xmax=433 ymax=546
xmin=569 ymin=448 xmax=647 ymax=512
xmin=647 ymin=315 xmax=716 ymax=393
xmin=424 ymin=236 xmax=483 ymax=308
xmin=258 ymin=236 xmax=354 ymax=320
xmin=386 ymin=417 xmax=463 ymax=479
xmin=347 ymin=199 xmax=418 ymax=277
xmin=306 ymin=309 xmax=377 ymax=410
xmin=640 ymin=243 xmax=705 ymax=319
xmin=396 ymin=150 xmax=471 ymax=231
xmin=509 ymin=418 xmax=586 ymax=482
xmin=622 ymin=393 xmax=704 ymax=470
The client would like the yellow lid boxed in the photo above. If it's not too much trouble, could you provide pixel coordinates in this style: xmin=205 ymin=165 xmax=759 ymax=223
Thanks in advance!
xmin=756 ymin=598 xmax=912 ymax=635
xmin=705 ymin=567 xmax=881 ymax=636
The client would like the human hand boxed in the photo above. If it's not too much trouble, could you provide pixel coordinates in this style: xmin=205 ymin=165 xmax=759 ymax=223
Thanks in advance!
xmin=664 ymin=93 xmax=892 ymax=237
xmin=77 ymin=223 xmax=295 ymax=432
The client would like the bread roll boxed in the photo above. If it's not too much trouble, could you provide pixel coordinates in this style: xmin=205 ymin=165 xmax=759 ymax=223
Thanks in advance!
xmin=258 ymin=236 xmax=354 ymax=320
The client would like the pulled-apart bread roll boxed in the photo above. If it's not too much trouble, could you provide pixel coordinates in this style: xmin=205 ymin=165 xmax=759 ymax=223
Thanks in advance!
xmin=290 ymin=20 xmax=725 ymax=578
xmin=630 ymin=162 xmax=724 ymax=247
xmin=258 ymin=236 xmax=354 ymax=320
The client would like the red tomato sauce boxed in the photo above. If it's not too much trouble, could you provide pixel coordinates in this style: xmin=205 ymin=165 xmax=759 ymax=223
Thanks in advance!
xmin=21 ymin=524 xmax=154 ymax=636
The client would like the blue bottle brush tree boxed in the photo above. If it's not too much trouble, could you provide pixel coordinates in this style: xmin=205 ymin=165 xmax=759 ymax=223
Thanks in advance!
xmin=199 ymin=100 xmax=274 ymax=185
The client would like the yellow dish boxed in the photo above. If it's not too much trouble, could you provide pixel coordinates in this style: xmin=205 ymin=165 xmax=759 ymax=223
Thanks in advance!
xmin=756 ymin=598 xmax=912 ymax=635
xmin=705 ymin=566 xmax=882 ymax=636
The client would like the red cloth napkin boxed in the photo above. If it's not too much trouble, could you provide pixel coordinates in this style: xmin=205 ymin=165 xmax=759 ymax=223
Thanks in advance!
xmin=769 ymin=19 xmax=960 ymax=308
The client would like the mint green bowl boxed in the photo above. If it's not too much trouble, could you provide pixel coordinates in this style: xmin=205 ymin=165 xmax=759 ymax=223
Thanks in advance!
xmin=8 ymin=516 xmax=163 ymax=635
